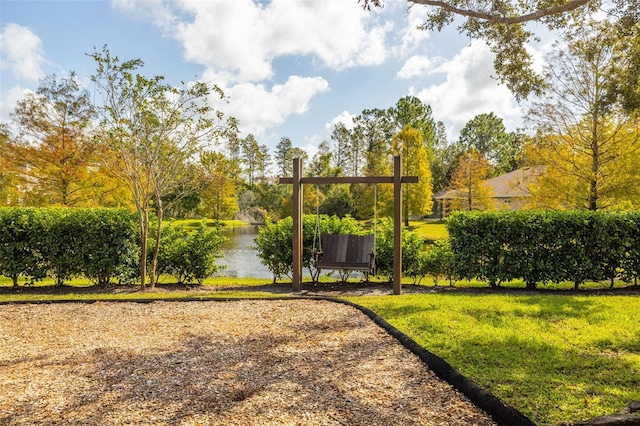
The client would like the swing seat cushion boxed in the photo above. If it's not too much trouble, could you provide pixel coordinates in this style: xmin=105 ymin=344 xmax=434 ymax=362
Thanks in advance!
xmin=315 ymin=234 xmax=375 ymax=271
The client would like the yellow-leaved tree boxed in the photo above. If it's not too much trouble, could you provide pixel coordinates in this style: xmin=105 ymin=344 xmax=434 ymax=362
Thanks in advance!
xmin=525 ymin=21 xmax=640 ymax=210
xmin=391 ymin=126 xmax=433 ymax=226
xmin=448 ymin=149 xmax=496 ymax=211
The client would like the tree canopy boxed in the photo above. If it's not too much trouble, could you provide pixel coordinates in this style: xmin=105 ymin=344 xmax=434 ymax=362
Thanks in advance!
xmin=89 ymin=46 xmax=236 ymax=288
xmin=525 ymin=21 xmax=640 ymax=210
xmin=361 ymin=0 xmax=640 ymax=106
xmin=7 ymin=73 xmax=99 ymax=206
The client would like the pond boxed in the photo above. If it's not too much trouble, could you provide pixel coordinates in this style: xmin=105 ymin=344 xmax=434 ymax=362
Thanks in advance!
xmin=216 ymin=225 xmax=272 ymax=278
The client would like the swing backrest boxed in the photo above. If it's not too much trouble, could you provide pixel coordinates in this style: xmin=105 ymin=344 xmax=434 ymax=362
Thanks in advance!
xmin=318 ymin=234 xmax=374 ymax=269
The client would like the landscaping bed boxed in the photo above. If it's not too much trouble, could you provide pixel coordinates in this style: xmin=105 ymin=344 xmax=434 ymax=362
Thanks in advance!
xmin=0 ymin=299 xmax=495 ymax=425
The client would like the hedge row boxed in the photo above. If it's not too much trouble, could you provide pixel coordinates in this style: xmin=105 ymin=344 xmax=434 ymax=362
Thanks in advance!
xmin=447 ymin=210 xmax=640 ymax=289
xmin=0 ymin=208 xmax=138 ymax=286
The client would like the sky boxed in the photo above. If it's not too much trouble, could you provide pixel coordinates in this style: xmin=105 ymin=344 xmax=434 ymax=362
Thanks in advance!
xmin=0 ymin=0 xmax=543 ymax=158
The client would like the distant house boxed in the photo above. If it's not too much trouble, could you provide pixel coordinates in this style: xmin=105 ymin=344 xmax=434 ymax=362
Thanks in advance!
xmin=433 ymin=166 xmax=544 ymax=218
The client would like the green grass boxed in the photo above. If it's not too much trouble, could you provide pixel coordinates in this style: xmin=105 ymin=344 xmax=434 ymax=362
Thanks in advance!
xmin=408 ymin=219 xmax=449 ymax=241
xmin=347 ymin=293 xmax=640 ymax=425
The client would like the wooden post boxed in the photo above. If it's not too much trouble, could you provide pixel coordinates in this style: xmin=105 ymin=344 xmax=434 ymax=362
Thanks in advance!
xmin=292 ymin=158 xmax=303 ymax=291
xmin=393 ymin=155 xmax=402 ymax=295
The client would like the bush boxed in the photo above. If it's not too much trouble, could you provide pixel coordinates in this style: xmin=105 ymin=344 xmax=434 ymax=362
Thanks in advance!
xmin=0 ymin=208 xmax=47 ymax=286
xmin=424 ymin=239 xmax=456 ymax=286
xmin=0 ymin=208 xmax=138 ymax=287
xmin=364 ymin=218 xmax=429 ymax=283
xmin=447 ymin=210 xmax=640 ymax=289
xmin=154 ymin=221 xmax=227 ymax=284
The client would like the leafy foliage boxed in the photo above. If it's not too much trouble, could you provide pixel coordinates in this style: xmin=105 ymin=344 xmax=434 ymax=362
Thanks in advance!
xmin=424 ymin=239 xmax=456 ymax=286
xmin=525 ymin=21 xmax=640 ymax=211
xmin=447 ymin=210 xmax=640 ymax=288
xmin=90 ymin=46 xmax=237 ymax=288
xmin=447 ymin=149 xmax=496 ymax=212
xmin=7 ymin=72 xmax=100 ymax=206
xmin=0 ymin=208 xmax=138 ymax=286
xmin=0 ymin=208 xmax=48 ymax=286
xmin=154 ymin=221 xmax=227 ymax=284
xmin=361 ymin=0 xmax=640 ymax=110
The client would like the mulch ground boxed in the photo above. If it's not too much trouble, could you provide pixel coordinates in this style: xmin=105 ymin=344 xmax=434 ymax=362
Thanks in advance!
xmin=0 ymin=299 xmax=496 ymax=425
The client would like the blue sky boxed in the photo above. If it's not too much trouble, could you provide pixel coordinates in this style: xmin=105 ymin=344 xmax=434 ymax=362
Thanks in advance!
xmin=0 ymin=0 xmax=540 ymax=157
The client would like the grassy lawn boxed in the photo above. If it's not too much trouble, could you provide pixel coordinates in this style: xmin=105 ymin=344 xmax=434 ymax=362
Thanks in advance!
xmin=347 ymin=293 xmax=640 ymax=426
xmin=408 ymin=219 xmax=449 ymax=241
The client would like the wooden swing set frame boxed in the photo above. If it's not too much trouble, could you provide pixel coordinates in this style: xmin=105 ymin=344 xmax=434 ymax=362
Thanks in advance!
xmin=280 ymin=156 xmax=417 ymax=295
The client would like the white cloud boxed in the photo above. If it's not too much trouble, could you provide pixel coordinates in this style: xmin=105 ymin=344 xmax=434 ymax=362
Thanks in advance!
xmin=397 ymin=3 xmax=431 ymax=56
xmin=209 ymin=74 xmax=330 ymax=137
xmin=112 ymin=0 xmax=175 ymax=28
xmin=0 ymin=86 xmax=33 ymax=127
xmin=397 ymin=55 xmax=434 ymax=79
xmin=411 ymin=40 xmax=522 ymax=138
xmin=167 ymin=0 xmax=393 ymax=84
xmin=0 ymin=23 xmax=45 ymax=83
xmin=327 ymin=111 xmax=357 ymax=131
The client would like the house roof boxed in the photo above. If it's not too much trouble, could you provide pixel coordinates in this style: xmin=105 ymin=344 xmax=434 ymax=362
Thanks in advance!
xmin=434 ymin=166 xmax=544 ymax=200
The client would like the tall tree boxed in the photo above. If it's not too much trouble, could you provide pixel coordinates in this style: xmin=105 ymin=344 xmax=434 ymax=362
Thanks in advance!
xmin=526 ymin=21 xmax=640 ymax=210
xmin=308 ymin=140 xmax=334 ymax=178
xmin=352 ymin=109 xmax=394 ymax=219
xmin=361 ymin=0 xmax=639 ymax=108
xmin=256 ymin=143 xmax=271 ymax=184
xmin=458 ymin=112 xmax=521 ymax=174
xmin=199 ymin=151 xmax=239 ymax=220
xmin=387 ymin=96 xmax=438 ymax=155
xmin=330 ymin=122 xmax=351 ymax=174
xmin=348 ymin=122 xmax=366 ymax=177
xmin=432 ymin=142 xmax=466 ymax=193
xmin=90 ymin=47 xmax=236 ymax=288
xmin=448 ymin=149 xmax=495 ymax=211
xmin=0 ymin=124 xmax=20 ymax=205
xmin=391 ymin=127 xmax=434 ymax=226
xmin=8 ymin=72 xmax=98 ymax=206
xmin=241 ymin=134 xmax=264 ymax=186
xmin=274 ymin=137 xmax=293 ymax=177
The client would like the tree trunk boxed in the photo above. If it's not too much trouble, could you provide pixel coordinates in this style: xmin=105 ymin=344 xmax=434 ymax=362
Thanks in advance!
xmin=589 ymin=111 xmax=599 ymax=211
xmin=11 ymin=275 xmax=18 ymax=287
xmin=149 ymin=199 xmax=164 ymax=289
xmin=139 ymin=209 xmax=149 ymax=290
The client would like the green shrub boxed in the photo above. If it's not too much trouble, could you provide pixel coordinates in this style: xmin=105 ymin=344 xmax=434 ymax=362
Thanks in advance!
xmin=371 ymin=218 xmax=429 ymax=283
xmin=447 ymin=210 xmax=640 ymax=289
xmin=154 ymin=221 xmax=226 ymax=284
xmin=0 ymin=207 xmax=139 ymax=286
xmin=0 ymin=208 xmax=47 ymax=286
xmin=77 ymin=209 xmax=139 ymax=286
xmin=424 ymin=239 xmax=456 ymax=286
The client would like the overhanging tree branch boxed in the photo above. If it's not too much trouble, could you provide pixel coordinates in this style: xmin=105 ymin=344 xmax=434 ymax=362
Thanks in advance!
xmin=409 ymin=0 xmax=592 ymax=24
xmin=360 ymin=0 xmax=593 ymax=24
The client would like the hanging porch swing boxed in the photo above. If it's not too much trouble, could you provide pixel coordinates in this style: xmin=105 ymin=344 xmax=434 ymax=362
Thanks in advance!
xmin=312 ymin=185 xmax=377 ymax=279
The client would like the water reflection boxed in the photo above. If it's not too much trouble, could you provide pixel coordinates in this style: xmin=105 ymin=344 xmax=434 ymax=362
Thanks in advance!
xmin=216 ymin=225 xmax=272 ymax=278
